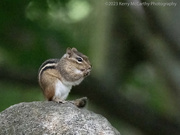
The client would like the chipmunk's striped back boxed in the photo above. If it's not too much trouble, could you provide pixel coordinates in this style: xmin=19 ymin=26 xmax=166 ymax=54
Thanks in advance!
xmin=38 ymin=59 xmax=59 ymax=80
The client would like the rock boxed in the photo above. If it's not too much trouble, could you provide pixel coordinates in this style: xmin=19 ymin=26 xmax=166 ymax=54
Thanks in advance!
xmin=0 ymin=101 xmax=120 ymax=135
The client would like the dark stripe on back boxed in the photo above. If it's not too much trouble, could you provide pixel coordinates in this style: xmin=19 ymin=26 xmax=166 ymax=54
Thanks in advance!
xmin=38 ymin=59 xmax=59 ymax=75
xmin=40 ymin=65 xmax=56 ymax=75
xmin=39 ymin=59 xmax=58 ymax=71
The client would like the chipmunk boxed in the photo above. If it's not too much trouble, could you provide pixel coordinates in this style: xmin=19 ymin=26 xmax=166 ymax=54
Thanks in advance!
xmin=38 ymin=47 xmax=91 ymax=107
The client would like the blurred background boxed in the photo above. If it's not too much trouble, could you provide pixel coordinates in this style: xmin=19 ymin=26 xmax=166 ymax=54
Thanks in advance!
xmin=0 ymin=0 xmax=180 ymax=134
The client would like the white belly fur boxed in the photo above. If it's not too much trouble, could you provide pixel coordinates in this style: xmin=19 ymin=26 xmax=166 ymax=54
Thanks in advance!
xmin=54 ymin=80 xmax=72 ymax=100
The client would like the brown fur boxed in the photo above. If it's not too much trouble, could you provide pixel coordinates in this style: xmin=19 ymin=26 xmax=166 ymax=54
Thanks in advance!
xmin=39 ymin=69 xmax=61 ymax=101
xmin=38 ymin=47 xmax=91 ymax=102
xmin=57 ymin=48 xmax=91 ymax=82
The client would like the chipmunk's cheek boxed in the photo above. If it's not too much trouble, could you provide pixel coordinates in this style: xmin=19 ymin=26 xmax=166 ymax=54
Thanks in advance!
xmin=74 ymin=69 xmax=83 ymax=75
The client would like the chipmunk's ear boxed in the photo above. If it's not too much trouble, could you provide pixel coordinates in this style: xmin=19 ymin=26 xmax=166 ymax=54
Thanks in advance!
xmin=66 ymin=47 xmax=72 ymax=58
xmin=72 ymin=47 xmax=78 ymax=52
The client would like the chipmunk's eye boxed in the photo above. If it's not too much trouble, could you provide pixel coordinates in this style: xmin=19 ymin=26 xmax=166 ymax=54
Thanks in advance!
xmin=76 ymin=57 xmax=83 ymax=62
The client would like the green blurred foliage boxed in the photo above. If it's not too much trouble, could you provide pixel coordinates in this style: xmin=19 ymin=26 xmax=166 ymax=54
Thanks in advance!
xmin=0 ymin=81 xmax=43 ymax=111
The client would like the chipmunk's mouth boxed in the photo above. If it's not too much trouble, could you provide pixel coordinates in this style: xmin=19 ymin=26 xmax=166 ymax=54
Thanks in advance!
xmin=81 ymin=65 xmax=91 ymax=77
xmin=84 ymin=69 xmax=91 ymax=77
xmin=84 ymin=72 xmax=90 ymax=77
